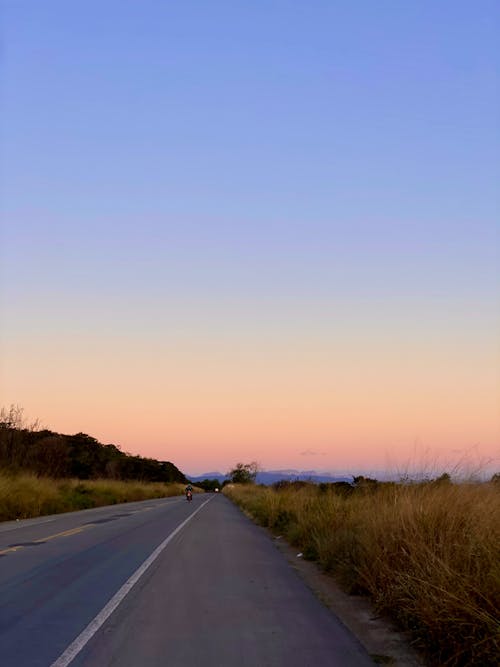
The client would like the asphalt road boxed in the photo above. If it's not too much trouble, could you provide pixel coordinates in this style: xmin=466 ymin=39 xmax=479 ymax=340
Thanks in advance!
xmin=0 ymin=494 xmax=373 ymax=666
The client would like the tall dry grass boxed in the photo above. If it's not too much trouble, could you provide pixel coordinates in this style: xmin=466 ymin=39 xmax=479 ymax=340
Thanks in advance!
xmin=225 ymin=481 xmax=500 ymax=666
xmin=0 ymin=473 xmax=189 ymax=521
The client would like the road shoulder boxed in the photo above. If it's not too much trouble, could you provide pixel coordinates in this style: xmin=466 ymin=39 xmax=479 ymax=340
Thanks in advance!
xmin=238 ymin=507 xmax=424 ymax=667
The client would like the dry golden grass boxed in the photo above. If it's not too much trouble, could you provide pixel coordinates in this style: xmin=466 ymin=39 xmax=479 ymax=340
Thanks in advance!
xmin=225 ymin=481 xmax=500 ymax=666
xmin=0 ymin=473 xmax=189 ymax=521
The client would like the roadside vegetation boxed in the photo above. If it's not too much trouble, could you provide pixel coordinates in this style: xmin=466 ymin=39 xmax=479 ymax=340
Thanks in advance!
xmin=224 ymin=474 xmax=500 ymax=667
xmin=0 ymin=474 xmax=190 ymax=521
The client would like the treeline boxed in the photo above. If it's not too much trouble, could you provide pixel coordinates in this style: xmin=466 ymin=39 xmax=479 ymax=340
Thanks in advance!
xmin=0 ymin=406 xmax=186 ymax=484
xmin=193 ymin=478 xmax=223 ymax=492
xmin=271 ymin=472 xmax=500 ymax=493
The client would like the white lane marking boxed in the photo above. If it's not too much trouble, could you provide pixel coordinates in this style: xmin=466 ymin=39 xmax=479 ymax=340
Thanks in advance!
xmin=50 ymin=497 xmax=213 ymax=667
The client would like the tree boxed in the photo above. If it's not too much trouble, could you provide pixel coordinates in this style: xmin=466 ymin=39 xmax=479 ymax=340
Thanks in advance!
xmin=228 ymin=461 xmax=260 ymax=484
xmin=0 ymin=404 xmax=40 ymax=431
xmin=433 ymin=472 xmax=452 ymax=485
xmin=352 ymin=475 xmax=380 ymax=491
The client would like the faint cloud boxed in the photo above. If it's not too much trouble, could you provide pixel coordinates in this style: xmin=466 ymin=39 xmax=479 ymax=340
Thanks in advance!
xmin=299 ymin=449 xmax=326 ymax=456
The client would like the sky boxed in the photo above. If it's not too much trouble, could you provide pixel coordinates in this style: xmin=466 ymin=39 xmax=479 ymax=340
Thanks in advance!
xmin=1 ymin=1 xmax=499 ymax=477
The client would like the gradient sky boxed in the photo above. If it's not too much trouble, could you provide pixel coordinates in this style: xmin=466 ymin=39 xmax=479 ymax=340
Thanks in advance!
xmin=1 ymin=1 xmax=499 ymax=476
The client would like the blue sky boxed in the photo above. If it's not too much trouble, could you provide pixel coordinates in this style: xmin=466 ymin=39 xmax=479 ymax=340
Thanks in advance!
xmin=4 ymin=2 xmax=498 ymax=220
xmin=1 ymin=1 xmax=499 ymax=473
xmin=3 ymin=1 xmax=498 ymax=323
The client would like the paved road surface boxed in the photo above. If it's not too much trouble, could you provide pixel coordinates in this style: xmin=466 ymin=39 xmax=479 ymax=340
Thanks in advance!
xmin=0 ymin=494 xmax=373 ymax=666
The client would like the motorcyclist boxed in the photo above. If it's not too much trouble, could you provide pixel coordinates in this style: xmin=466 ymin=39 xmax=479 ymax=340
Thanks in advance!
xmin=185 ymin=483 xmax=193 ymax=500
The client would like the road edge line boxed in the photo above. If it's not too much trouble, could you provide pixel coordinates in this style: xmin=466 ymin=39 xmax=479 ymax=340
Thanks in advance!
xmin=50 ymin=497 xmax=213 ymax=667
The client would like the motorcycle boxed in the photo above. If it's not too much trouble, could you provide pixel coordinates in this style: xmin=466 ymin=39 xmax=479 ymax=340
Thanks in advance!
xmin=186 ymin=490 xmax=193 ymax=502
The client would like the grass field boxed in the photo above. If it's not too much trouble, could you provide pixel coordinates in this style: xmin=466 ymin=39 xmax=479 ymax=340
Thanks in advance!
xmin=224 ymin=480 xmax=499 ymax=666
xmin=0 ymin=473 xmax=193 ymax=521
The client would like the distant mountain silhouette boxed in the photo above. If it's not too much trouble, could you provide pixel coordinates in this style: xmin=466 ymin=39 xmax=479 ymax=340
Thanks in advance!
xmin=188 ymin=469 xmax=352 ymax=486
xmin=188 ymin=472 xmax=227 ymax=483
xmin=256 ymin=470 xmax=352 ymax=485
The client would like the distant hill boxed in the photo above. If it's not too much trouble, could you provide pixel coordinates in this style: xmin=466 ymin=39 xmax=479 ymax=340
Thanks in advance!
xmin=188 ymin=469 xmax=352 ymax=486
xmin=188 ymin=472 xmax=227 ymax=483
xmin=0 ymin=412 xmax=187 ymax=484
xmin=256 ymin=470 xmax=353 ymax=485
